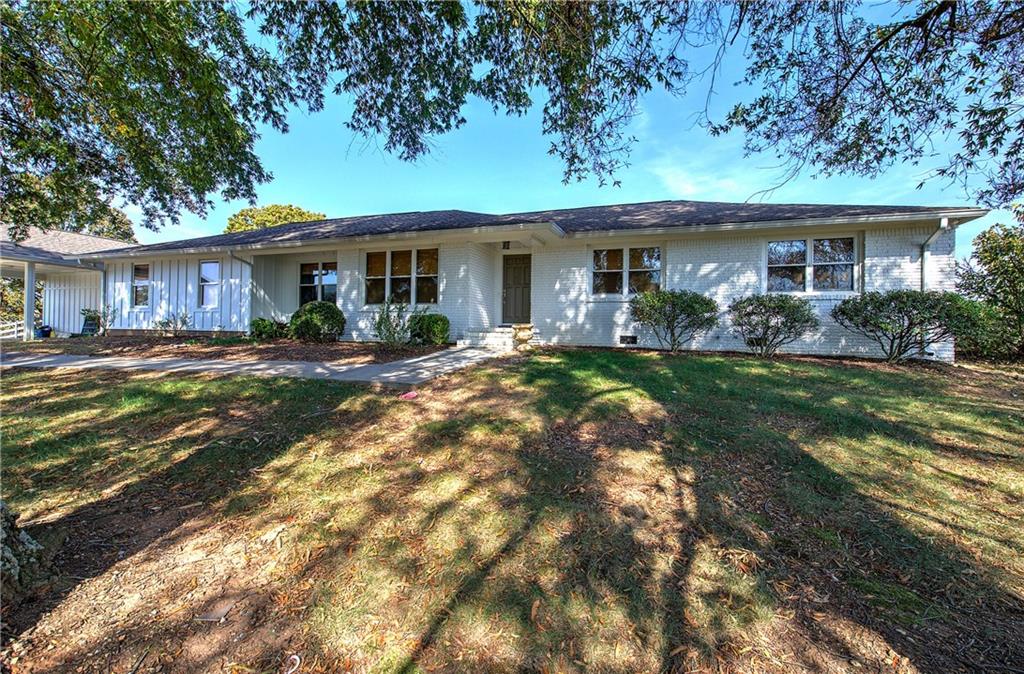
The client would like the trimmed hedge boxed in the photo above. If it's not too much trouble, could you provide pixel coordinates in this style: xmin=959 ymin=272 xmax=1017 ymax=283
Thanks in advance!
xmin=628 ymin=289 xmax=718 ymax=352
xmin=250 ymin=317 xmax=288 ymax=340
xmin=729 ymin=294 xmax=819 ymax=358
xmin=409 ymin=313 xmax=450 ymax=345
xmin=288 ymin=301 xmax=346 ymax=343
xmin=831 ymin=290 xmax=979 ymax=363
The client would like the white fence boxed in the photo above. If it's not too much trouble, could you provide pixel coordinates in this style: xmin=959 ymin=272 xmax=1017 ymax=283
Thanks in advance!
xmin=0 ymin=320 xmax=26 ymax=340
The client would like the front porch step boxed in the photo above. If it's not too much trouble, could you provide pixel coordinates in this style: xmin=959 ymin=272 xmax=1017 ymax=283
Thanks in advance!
xmin=456 ymin=326 xmax=540 ymax=348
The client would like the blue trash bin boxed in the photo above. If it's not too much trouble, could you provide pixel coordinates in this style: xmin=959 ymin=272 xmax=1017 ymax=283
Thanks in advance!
xmin=34 ymin=325 xmax=52 ymax=339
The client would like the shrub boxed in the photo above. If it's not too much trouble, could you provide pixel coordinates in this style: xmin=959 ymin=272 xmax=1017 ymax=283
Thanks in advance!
xmin=409 ymin=313 xmax=450 ymax=345
xmin=955 ymin=300 xmax=1018 ymax=361
xmin=831 ymin=290 xmax=979 ymax=363
xmin=371 ymin=298 xmax=424 ymax=349
xmin=250 ymin=317 xmax=288 ymax=341
xmin=154 ymin=310 xmax=191 ymax=336
xmin=628 ymin=289 xmax=718 ymax=353
xmin=288 ymin=301 xmax=346 ymax=343
xmin=729 ymin=294 xmax=819 ymax=358
xmin=957 ymin=214 xmax=1024 ymax=360
xmin=80 ymin=305 xmax=117 ymax=335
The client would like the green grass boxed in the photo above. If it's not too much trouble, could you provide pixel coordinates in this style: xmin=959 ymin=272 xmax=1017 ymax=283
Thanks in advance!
xmin=2 ymin=350 xmax=1022 ymax=673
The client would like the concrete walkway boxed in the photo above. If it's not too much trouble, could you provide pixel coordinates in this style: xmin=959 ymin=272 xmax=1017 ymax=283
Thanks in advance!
xmin=0 ymin=345 xmax=510 ymax=385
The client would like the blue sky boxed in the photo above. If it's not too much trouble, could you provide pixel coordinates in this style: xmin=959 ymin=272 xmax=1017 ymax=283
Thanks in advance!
xmin=130 ymin=41 xmax=1009 ymax=259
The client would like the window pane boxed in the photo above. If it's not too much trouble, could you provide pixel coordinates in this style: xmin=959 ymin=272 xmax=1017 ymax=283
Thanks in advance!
xmin=133 ymin=285 xmax=149 ymax=306
xmin=365 ymin=278 xmax=386 ymax=304
xmin=767 ymin=240 xmax=807 ymax=266
xmin=814 ymin=238 xmax=854 ymax=263
xmin=416 ymin=248 xmax=438 ymax=275
xmin=320 ymin=262 xmax=338 ymax=286
xmin=201 ymin=284 xmax=219 ymax=307
xmin=299 ymin=285 xmax=318 ymax=306
xmin=416 ymin=276 xmax=438 ymax=304
xmin=767 ymin=266 xmax=806 ymax=292
xmin=813 ymin=264 xmax=854 ymax=291
xmin=200 ymin=261 xmax=219 ymax=284
xmin=391 ymin=250 xmax=412 ymax=276
xmin=321 ymin=284 xmax=337 ymax=304
xmin=629 ymin=270 xmax=661 ymax=294
xmin=593 ymin=248 xmax=623 ymax=271
xmin=133 ymin=264 xmax=149 ymax=282
xmin=300 ymin=263 xmax=318 ymax=286
xmin=593 ymin=271 xmax=623 ymax=294
xmin=629 ymin=247 xmax=660 ymax=270
xmin=366 ymin=252 xmax=386 ymax=277
xmin=390 ymin=276 xmax=412 ymax=303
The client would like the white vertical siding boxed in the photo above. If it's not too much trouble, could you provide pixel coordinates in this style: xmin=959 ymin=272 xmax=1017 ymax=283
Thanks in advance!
xmin=104 ymin=254 xmax=252 ymax=332
xmin=41 ymin=271 xmax=102 ymax=335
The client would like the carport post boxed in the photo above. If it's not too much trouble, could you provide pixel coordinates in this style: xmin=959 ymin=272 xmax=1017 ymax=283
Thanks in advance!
xmin=23 ymin=260 xmax=35 ymax=341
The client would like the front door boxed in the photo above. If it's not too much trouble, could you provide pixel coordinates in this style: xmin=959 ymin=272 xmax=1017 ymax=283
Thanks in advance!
xmin=502 ymin=254 xmax=531 ymax=324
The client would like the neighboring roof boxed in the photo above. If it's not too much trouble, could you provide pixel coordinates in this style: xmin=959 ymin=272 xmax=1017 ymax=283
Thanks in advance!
xmin=1 ymin=228 xmax=135 ymax=267
xmin=80 ymin=199 xmax=987 ymax=257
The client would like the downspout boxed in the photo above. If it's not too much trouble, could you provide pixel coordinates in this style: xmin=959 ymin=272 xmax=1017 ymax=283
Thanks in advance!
xmin=921 ymin=217 xmax=950 ymax=290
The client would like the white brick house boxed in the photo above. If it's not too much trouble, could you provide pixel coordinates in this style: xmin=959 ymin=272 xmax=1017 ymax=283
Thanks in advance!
xmin=30 ymin=200 xmax=984 ymax=362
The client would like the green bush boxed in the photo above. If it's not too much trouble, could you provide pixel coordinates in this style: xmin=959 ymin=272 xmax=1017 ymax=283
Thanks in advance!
xmin=729 ymin=294 xmax=819 ymax=358
xmin=831 ymin=290 xmax=979 ymax=363
xmin=370 ymin=298 xmax=424 ymax=349
xmin=628 ymin=289 xmax=718 ymax=352
xmin=250 ymin=317 xmax=288 ymax=340
xmin=957 ymin=214 xmax=1024 ymax=360
xmin=955 ymin=300 xmax=1018 ymax=361
xmin=288 ymin=301 xmax=346 ymax=343
xmin=409 ymin=313 xmax=450 ymax=345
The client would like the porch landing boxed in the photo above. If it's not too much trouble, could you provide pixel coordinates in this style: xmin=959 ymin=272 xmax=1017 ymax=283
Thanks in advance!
xmin=0 ymin=345 xmax=511 ymax=386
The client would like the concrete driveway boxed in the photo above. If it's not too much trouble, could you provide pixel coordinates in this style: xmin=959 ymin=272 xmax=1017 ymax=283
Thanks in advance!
xmin=0 ymin=345 xmax=510 ymax=385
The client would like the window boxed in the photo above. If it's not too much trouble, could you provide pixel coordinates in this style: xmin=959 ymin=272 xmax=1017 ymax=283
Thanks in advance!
xmin=592 ymin=246 xmax=661 ymax=295
xmin=199 ymin=260 xmax=220 ymax=307
xmin=628 ymin=247 xmax=661 ymax=293
xmin=813 ymin=238 xmax=855 ymax=291
xmin=132 ymin=264 xmax=149 ymax=307
xmin=364 ymin=249 xmax=439 ymax=304
xmin=299 ymin=262 xmax=338 ymax=306
xmin=767 ymin=240 xmax=807 ymax=292
xmin=767 ymin=237 xmax=856 ymax=293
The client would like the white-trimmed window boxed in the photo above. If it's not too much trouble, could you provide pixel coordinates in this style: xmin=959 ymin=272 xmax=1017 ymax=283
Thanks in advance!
xmin=767 ymin=237 xmax=856 ymax=293
xmin=299 ymin=262 xmax=338 ymax=306
xmin=199 ymin=260 xmax=220 ymax=308
xmin=364 ymin=249 xmax=439 ymax=305
xmin=132 ymin=263 xmax=149 ymax=307
xmin=592 ymin=246 xmax=661 ymax=295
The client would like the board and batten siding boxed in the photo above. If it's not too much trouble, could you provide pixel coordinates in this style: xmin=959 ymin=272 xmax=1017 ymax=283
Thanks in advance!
xmin=42 ymin=271 xmax=102 ymax=335
xmin=105 ymin=255 xmax=252 ymax=332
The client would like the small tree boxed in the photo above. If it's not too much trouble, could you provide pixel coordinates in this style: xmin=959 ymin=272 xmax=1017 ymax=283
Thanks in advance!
xmin=628 ymin=290 xmax=718 ymax=353
xmin=371 ymin=298 xmax=425 ymax=349
xmin=957 ymin=209 xmax=1024 ymax=360
xmin=831 ymin=290 xmax=978 ymax=363
xmin=729 ymin=294 xmax=819 ymax=358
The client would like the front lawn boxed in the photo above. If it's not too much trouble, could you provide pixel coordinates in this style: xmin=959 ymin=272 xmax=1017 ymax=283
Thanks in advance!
xmin=2 ymin=350 xmax=1021 ymax=673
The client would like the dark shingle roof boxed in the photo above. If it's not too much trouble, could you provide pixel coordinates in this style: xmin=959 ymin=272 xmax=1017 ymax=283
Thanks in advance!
xmin=88 ymin=199 xmax=982 ymax=256
xmin=1 ymin=228 xmax=134 ymax=266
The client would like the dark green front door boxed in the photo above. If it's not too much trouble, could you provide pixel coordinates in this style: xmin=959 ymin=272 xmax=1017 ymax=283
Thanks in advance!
xmin=502 ymin=254 xmax=531 ymax=324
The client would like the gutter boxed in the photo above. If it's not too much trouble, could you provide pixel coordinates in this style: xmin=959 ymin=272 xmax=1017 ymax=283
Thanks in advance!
xmin=228 ymin=249 xmax=252 ymax=268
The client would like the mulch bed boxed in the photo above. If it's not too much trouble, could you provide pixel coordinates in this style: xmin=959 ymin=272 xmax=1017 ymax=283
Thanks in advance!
xmin=2 ymin=336 xmax=445 ymax=364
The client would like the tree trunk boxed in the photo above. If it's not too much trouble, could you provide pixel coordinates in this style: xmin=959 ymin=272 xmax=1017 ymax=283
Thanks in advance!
xmin=1 ymin=500 xmax=52 ymax=607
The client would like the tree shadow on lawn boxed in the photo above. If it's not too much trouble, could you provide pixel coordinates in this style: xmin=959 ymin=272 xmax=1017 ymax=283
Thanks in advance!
xmin=1 ymin=368 xmax=382 ymax=645
xmin=4 ymin=352 xmax=1023 ymax=673
xmin=391 ymin=350 xmax=1023 ymax=672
